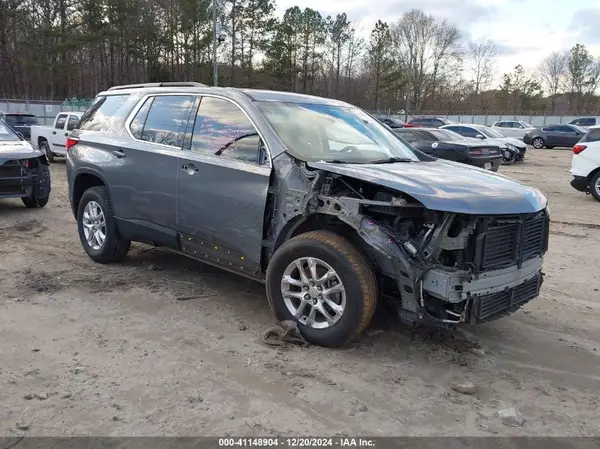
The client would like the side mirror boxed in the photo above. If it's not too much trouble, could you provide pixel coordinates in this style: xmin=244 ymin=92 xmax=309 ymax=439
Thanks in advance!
xmin=16 ymin=132 xmax=24 ymax=139
xmin=475 ymin=134 xmax=485 ymax=139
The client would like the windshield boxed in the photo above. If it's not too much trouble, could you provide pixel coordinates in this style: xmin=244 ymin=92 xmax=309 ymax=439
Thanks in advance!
xmin=520 ymin=122 xmax=534 ymax=128
xmin=478 ymin=126 xmax=505 ymax=138
xmin=430 ymin=129 xmax=464 ymax=141
xmin=3 ymin=114 xmax=38 ymax=126
xmin=0 ymin=122 xmax=21 ymax=141
xmin=256 ymin=102 xmax=420 ymax=163
xmin=572 ymin=125 xmax=588 ymax=134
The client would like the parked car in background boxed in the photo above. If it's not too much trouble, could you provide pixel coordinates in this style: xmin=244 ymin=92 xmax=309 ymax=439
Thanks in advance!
xmin=376 ymin=116 xmax=404 ymax=128
xmin=569 ymin=126 xmax=600 ymax=201
xmin=66 ymin=82 xmax=549 ymax=347
xmin=0 ymin=119 xmax=51 ymax=208
xmin=440 ymin=123 xmax=527 ymax=161
xmin=568 ymin=117 xmax=600 ymax=129
xmin=30 ymin=112 xmax=82 ymax=162
xmin=404 ymin=116 xmax=456 ymax=128
xmin=394 ymin=128 xmax=503 ymax=171
xmin=523 ymin=124 xmax=587 ymax=149
xmin=491 ymin=120 xmax=535 ymax=140
xmin=0 ymin=112 xmax=39 ymax=140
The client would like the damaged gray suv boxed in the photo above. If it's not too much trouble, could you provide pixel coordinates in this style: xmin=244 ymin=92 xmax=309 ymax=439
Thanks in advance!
xmin=67 ymin=82 xmax=549 ymax=347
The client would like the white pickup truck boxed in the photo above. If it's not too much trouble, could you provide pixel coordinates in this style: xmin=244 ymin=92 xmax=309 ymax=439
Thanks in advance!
xmin=30 ymin=112 xmax=83 ymax=162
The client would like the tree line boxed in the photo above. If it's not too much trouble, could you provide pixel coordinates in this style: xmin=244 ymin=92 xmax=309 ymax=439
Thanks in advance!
xmin=1 ymin=0 xmax=600 ymax=115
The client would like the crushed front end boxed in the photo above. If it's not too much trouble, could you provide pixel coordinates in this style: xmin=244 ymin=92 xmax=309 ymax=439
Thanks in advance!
xmin=270 ymin=161 xmax=549 ymax=330
xmin=408 ymin=210 xmax=549 ymax=326
xmin=0 ymin=157 xmax=50 ymax=200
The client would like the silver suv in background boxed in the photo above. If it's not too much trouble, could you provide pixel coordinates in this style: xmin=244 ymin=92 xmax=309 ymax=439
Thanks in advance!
xmin=66 ymin=82 xmax=550 ymax=347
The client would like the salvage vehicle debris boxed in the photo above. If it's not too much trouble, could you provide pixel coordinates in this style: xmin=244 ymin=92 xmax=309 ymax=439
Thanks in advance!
xmin=66 ymin=82 xmax=550 ymax=347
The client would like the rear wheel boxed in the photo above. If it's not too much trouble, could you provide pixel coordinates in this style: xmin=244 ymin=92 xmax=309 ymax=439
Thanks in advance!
xmin=266 ymin=231 xmax=377 ymax=347
xmin=590 ymin=171 xmax=600 ymax=202
xmin=532 ymin=137 xmax=545 ymax=149
xmin=77 ymin=186 xmax=131 ymax=263
xmin=40 ymin=140 xmax=54 ymax=163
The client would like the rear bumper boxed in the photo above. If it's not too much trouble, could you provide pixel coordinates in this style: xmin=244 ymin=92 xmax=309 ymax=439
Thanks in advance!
xmin=468 ymin=157 xmax=502 ymax=171
xmin=570 ymin=176 xmax=589 ymax=192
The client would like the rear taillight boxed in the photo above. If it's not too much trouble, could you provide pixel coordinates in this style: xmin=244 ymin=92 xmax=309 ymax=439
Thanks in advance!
xmin=469 ymin=148 xmax=490 ymax=156
xmin=404 ymin=123 xmax=418 ymax=128
xmin=65 ymin=137 xmax=79 ymax=151
xmin=573 ymin=144 xmax=586 ymax=155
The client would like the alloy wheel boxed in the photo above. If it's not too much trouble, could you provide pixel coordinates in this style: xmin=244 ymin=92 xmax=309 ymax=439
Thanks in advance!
xmin=280 ymin=257 xmax=347 ymax=329
xmin=82 ymin=200 xmax=106 ymax=250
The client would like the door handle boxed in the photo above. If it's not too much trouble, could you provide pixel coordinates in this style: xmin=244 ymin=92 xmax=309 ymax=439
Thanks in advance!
xmin=112 ymin=150 xmax=126 ymax=158
xmin=181 ymin=163 xmax=199 ymax=174
xmin=52 ymin=131 xmax=57 ymax=135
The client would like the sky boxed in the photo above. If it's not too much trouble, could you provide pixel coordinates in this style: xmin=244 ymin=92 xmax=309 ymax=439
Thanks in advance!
xmin=274 ymin=0 xmax=600 ymax=81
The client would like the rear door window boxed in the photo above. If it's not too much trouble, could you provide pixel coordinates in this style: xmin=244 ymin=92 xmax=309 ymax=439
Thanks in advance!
xmin=131 ymin=95 xmax=195 ymax=148
xmin=79 ymin=94 xmax=130 ymax=132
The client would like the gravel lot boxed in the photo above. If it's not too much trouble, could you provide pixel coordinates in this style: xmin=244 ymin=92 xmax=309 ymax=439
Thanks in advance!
xmin=1 ymin=149 xmax=599 ymax=437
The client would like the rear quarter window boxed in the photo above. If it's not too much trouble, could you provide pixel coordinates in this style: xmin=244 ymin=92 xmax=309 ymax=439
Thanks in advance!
xmin=78 ymin=94 xmax=130 ymax=132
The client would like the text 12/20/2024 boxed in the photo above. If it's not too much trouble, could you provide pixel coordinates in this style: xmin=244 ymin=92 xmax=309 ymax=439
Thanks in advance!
xmin=218 ymin=438 xmax=376 ymax=447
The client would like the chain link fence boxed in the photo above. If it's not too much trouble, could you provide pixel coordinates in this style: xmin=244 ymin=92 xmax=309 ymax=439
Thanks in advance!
xmin=0 ymin=98 xmax=93 ymax=125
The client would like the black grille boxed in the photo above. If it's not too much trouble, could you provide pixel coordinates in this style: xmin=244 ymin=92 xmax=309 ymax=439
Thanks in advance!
xmin=472 ymin=274 xmax=541 ymax=322
xmin=479 ymin=211 xmax=548 ymax=271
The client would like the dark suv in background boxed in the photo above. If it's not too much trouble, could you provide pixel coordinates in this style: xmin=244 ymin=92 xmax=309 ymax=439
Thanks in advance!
xmin=66 ymin=82 xmax=549 ymax=347
xmin=404 ymin=116 xmax=456 ymax=128
xmin=0 ymin=112 xmax=39 ymax=140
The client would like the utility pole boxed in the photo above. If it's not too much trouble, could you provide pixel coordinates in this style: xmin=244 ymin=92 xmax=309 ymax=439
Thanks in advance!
xmin=212 ymin=0 xmax=218 ymax=86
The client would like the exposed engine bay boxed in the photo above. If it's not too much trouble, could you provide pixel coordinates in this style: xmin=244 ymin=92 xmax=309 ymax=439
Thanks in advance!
xmin=267 ymin=161 xmax=549 ymax=328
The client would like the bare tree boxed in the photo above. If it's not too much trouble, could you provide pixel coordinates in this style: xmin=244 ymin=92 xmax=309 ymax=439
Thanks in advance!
xmin=390 ymin=9 xmax=462 ymax=114
xmin=538 ymin=51 xmax=567 ymax=113
xmin=466 ymin=37 xmax=497 ymax=96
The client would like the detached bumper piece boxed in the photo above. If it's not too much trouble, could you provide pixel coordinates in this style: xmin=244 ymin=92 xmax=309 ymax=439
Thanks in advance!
xmin=469 ymin=272 xmax=542 ymax=323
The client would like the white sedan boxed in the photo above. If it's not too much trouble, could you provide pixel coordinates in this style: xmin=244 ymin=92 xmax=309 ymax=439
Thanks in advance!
xmin=440 ymin=123 xmax=528 ymax=161
xmin=490 ymin=120 xmax=536 ymax=140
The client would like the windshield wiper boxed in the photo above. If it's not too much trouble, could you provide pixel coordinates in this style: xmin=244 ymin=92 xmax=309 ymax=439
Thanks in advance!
xmin=368 ymin=157 xmax=414 ymax=164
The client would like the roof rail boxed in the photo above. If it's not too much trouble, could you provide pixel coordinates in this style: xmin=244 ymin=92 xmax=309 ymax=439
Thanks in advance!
xmin=107 ymin=82 xmax=207 ymax=91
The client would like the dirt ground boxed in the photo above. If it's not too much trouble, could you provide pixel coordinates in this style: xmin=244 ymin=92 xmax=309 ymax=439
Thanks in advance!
xmin=1 ymin=149 xmax=599 ymax=437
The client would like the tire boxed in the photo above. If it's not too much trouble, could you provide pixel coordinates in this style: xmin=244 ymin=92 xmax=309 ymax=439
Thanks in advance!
xmin=21 ymin=164 xmax=50 ymax=208
xmin=590 ymin=171 xmax=600 ymax=202
xmin=40 ymin=140 xmax=54 ymax=162
xmin=265 ymin=230 xmax=377 ymax=347
xmin=22 ymin=196 xmax=49 ymax=208
xmin=77 ymin=186 xmax=131 ymax=263
xmin=532 ymin=137 xmax=545 ymax=149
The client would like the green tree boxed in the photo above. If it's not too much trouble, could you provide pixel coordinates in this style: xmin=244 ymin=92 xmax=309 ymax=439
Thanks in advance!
xmin=366 ymin=20 xmax=392 ymax=110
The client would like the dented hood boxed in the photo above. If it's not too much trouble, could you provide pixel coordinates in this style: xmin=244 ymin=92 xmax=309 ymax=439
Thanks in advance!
xmin=307 ymin=160 xmax=547 ymax=215
xmin=0 ymin=141 xmax=43 ymax=165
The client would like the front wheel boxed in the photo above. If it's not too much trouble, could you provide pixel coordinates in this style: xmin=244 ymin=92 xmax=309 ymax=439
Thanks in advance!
xmin=266 ymin=231 xmax=377 ymax=347
xmin=40 ymin=141 xmax=54 ymax=163
xmin=77 ymin=186 xmax=131 ymax=263
xmin=532 ymin=137 xmax=545 ymax=149
xmin=22 ymin=164 xmax=50 ymax=208
xmin=590 ymin=171 xmax=600 ymax=202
